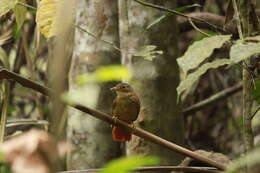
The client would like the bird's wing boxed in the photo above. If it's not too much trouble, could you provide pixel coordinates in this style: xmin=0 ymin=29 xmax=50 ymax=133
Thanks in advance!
xmin=112 ymin=98 xmax=117 ymax=115
xmin=129 ymin=94 xmax=141 ymax=118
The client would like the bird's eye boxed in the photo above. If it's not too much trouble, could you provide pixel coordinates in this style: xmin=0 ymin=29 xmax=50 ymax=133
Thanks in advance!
xmin=122 ymin=86 xmax=126 ymax=89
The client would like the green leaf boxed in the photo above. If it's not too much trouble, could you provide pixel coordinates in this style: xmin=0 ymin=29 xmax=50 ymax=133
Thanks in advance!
xmin=77 ymin=65 xmax=130 ymax=85
xmin=145 ymin=4 xmax=200 ymax=31
xmin=252 ymin=79 xmax=260 ymax=104
xmin=0 ymin=0 xmax=17 ymax=17
xmin=177 ymin=35 xmax=232 ymax=77
xmin=134 ymin=45 xmax=163 ymax=61
xmin=230 ymin=36 xmax=260 ymax=64
xmin=177 ymin=59 xmax=230 ymax=100
xmin=13 ymin=0 xmax=27 ymax=30
xmin=101 ymin=156 xmax=159 ymax=173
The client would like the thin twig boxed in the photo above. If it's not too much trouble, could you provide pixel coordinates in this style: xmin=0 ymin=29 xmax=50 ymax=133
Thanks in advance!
xmin=133 ymin=0 xmax=225 ymax=33
xmin=250 ymin=105 xmax=260 ymax=120
xmin=183 ymin=82 xmax=243 ymax=115
xmin=0 ymin=68 xmax=227 ymax=171
xmin=75 ymin=25 xmax=121 ymax=52
xmin=231 ymin=0 xmax=243 ymax=39
xmin=59 ymin=166 xmax=221 ymax=173
xmin=17 ymin=2 xmax=37 ymax=10
xmin=188 ymin=18 xmax=211 ymax=37
xmin=0 ymin=80 xmax=10 ymax=143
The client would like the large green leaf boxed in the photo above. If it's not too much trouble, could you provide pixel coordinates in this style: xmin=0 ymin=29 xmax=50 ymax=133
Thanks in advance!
xmin=0 ymin=0 xmax=17 ymax=17
xmin=177 ymin=59 xmax=231 ymax=99
xmin=13 ymin=0 xmax=27 ymax=30
xmin=230 ymin=35 xmax=260 ymax=64
xmin=77 ymin=65 xmax=130 ymax=85
xmin=100 ymin=156 xmax=159 ymax=173
xmin=177 ymin=35 xmax=232 ymax=77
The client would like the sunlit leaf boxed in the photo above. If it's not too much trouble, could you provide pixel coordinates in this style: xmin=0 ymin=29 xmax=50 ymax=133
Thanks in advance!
xmin=77 ymin=65 xmax=130 ymax=85
xmin=36 ymin=0 xmax=58 ymax=38
xmin=230 ymin=36 xmax=260 ymax=64
xmin=13 ymin=0 xmax=27 ymax=30
xmin=145 ymin=4 xmax=200 ymax=31
xmin=177 ymin=59 xmax=231 ymax=100
xmin=0 ymin=0 xmax=17 ymax=17
xmin=101 ymin=156 xmax=159 ymax=173
xmin=177 ymin=35 xmax=231 ymax=77
xmin=134 ymin=45 xmax=163 ymax=61
xmin=225 ymin=147 xmax=260 ymax=173
xmin=252 ymin=79 xmax=260 ymax=104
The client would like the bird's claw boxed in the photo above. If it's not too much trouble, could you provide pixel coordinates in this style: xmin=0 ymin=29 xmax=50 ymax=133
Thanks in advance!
xmin=111 ymin=115 xmax=118 ymax=127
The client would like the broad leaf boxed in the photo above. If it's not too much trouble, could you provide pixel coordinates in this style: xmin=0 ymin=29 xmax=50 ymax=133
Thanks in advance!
xmin=13 ymin=0 xmax=27 ymax=29
xmin=134 ymin=45 xmax=163 ymax=61
xmin=101 ymin=156 xmax=159 ymax=173
xmin=177 ymin=59 xmax=230 ymax=99
xmin=77 ymin=65 xmax=130 ymax=85
xmin=0 ymin=0 xmax=17 ymax=17
xmin=36 ymin=0 xmax=57 ymax=38
xmin=230 ymin=36 xmax=260 ymax=64
xmin=177 ymin=35 xmax=231 ymax=77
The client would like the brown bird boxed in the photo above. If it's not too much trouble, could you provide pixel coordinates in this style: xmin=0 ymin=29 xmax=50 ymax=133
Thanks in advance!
xmin=111 ymin=83 xmax=140 ymax=142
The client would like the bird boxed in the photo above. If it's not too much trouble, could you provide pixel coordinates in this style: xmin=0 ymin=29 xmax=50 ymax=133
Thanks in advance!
xmin=110 ymin=83 xmax=140 ymax=142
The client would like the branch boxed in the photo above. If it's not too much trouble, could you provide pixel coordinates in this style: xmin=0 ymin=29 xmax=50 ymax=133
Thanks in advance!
xmin=0 ymin=68 xmax=227 ymax=171
xmin=59 ymin=166 xmax=221 ymax=173
xmin=132 ymin=0 xmax=225 ymax=33
xmin=183 ymin=82 xmax=242 ymax=115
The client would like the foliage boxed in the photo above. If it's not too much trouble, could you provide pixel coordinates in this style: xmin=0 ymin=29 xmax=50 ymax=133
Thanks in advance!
xmin=177 ymin=35 xmax=231 ymax=77
xmin=0 ymin=0 xmax=17 ymax=17
xmin=100 ymin=156 xmax=159 ymax=173
xmin=134 ymin=45 xmax=163 ymax=61
xmin=36 ymin=0 xmax=58 ymax=38
xmin=13 ymin=0 xmax=27 ymax=29
xmin=77 ymin=65 xmax=130 ymax=84
xmin=230 ymin=36 xmax=260 ymax=63
xmin=177 ymin=59 xmax=230 ymax=99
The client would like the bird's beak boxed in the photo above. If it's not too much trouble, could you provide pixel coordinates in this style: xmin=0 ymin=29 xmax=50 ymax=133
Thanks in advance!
xmin=110 ymin=87 xmax=117 ymax=91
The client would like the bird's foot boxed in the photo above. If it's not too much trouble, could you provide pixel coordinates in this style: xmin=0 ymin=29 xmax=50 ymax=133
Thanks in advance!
xmin=131 ymin=123 xmax=136 ymax=130
xmin=111 ymin=115 xmax=118 ymax=127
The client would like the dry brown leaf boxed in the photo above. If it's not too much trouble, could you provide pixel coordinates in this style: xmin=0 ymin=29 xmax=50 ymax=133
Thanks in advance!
xmin=0 ymin=129 xmax=71 ymax=173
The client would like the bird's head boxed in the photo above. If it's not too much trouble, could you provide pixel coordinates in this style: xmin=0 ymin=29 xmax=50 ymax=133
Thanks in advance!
xmin=110 ymin=83 xmax=133 ymax=95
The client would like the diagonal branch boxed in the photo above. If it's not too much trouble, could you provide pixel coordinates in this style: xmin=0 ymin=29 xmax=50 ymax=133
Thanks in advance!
xmin=59 ymin=166 xmax=221 ymax=173
xmin=0 ymin=68 xmax=227 ymax=171
xmin=133 ymin=0 xmax=225 ymax=33
xmin=183 ymin=82 xmax=243 ymax=115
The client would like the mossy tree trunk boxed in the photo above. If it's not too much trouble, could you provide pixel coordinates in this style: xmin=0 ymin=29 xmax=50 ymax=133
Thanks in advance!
xmin=118 ymin=0 xmax=185 ymax=166
xmin=67 ymin=0 xmax=121 ymax=169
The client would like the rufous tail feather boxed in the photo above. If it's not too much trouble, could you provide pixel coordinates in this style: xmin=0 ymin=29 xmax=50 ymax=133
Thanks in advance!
xmin=112 ymin=126 xmax=131 ymax=142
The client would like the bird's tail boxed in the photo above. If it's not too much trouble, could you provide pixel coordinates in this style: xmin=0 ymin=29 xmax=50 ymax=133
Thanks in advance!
xmin=112 ymin=126 xmax=131 ymax=142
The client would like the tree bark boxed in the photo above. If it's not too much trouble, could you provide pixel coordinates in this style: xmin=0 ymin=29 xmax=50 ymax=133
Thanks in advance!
xmin=118 ymin=0 xmax=184 ymax=166
xmin=67 ymin=0 xmax=121 ymax=169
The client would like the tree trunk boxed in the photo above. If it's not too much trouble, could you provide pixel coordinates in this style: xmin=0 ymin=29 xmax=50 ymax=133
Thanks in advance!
xmin=67 ymin=0 xmax=121 ymax=169
xmin=118 ymin=0 xmax=185 ymax=165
